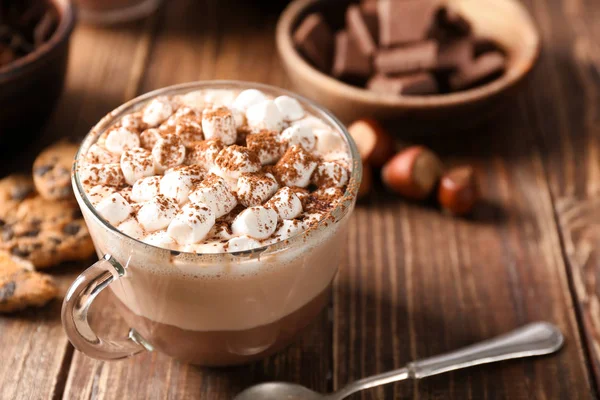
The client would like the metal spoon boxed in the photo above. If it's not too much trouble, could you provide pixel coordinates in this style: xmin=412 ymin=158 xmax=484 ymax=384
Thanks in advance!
xmin=235 ymin=322 xmax=563 ymax=400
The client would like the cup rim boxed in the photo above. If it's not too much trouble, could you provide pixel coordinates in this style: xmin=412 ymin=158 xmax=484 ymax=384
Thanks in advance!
xmin=0 ymin=0 xmax=76 ymax=81
xmin=275 ymin=0 xmax=541 ymax=109
xmin=72 ymin=80 xmax=362 ymax=258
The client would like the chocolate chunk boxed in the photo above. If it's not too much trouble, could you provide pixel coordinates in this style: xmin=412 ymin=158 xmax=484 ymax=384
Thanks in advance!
xmin=293 ymin=13 xmax=334 ymax=72
xmin=346 ymin=5 xmax=377 ymax=57
xmin=367 ymin=73 xmax=438 ymax=95
xmin=449 ymin=52 xmax=506 ymax=90
xmin=436 ymin=37 xmax=473 ymax=70
xmin=34 ymin=165 xmax=52 ymax=176
xmin=374 ymin=40 xmax=438 ymax=75
xmin=63 ymin=222 xmax=81 ymax=236
xmin=377 ymin=0 xmax=438 ymax=47
xmin=0 ymin=281 xmax=16 ymax=302
xmin=332 ymin=30 xmax=372 ymax=81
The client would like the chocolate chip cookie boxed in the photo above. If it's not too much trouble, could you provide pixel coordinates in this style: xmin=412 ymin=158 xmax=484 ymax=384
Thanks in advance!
xmin=33 ymin=141 xmax=78 ymax=200
xmin=0 ymin=250 xmax=58 ymax=313
xmin=0 ymin=175 xmax=95 ymax=268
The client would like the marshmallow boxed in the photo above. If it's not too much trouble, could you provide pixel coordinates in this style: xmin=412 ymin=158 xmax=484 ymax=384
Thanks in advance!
xmin=104 ymin=127 xmax=141 ymax=156
xmin=232 ymin=89 xmax=268 ymax=112
xmin=231 ymin=107 xmax=246 ymax=129
xmin=265 ymin=187 xmax=302 ymax=220
xmin=245 ymin=130 xmax=285 ymax=165
xmin=184 ymin=139 xmax=225 ymax=169
xmin=281 ymin=124 xmax=316 ymax=152
xmin=160 ymin=165 xmax=204 ymax=204
xmin=314 ymin=128 xmax=346 ymax=156
xmin=140 ymin=128 xmax=165 ymax=150
xmin=130 ymin=176 xmax=161 ymax=203
xmin=226 ymin=235 xmax=262 ymax=252
xmin=184 ymin=241 xmax=226 ymax=254
xmin=167 ymin=203 xmax=215 ymax=245
xmin=201 ymin=106 xmax=237 ymax=145
xmin=152 ymin=134 xmax=186 ymax=172
xmin=312 ymin=161 xmax=349 ymax=188
xmin=202 ymin=89 xmax=237 ymax=108
xmin=188 ymin=174 xmax=237 ymax=218
xmin=231 ymin=206 xmax=278 ymax=240
xmin=207 ymin=222 xmax=234 ymax=240
xmin=80 ymin=163 xmax=125 ymax=187
xmin=302 ymin=212 xmax=325 ymax=229
xmin=236 ymin=173 xmax=279 ymax=207
xmin=213 ymin=145 xmax=261 ymax=180
xmin=120 ymin=148 xmax=155 ymax=185
xmin=162 ymin=107 xmax=204 ymax=146
xmin=272 ymin=219 xmax=305 ymax=242
xmin=120 ymin=112 xmax=146 ymax=132
xmin=246 ymin=100 xmax=284 ymax=132
xmin=274 ymin=96 xmax=305 ymax=121
xmin=293 ymin=115 xmax=330 ymax=131
xmin=137 ymin=194 xmax=179 ymax=232
xmin=86 ymin=185 xmax=116 ymax=206
xmin=96 ymin=192 xmax=132 ymax=226
xmin=273 ymin=145 xmax=318 ymax=188
xmin=323 ymin=151 xmax=352 ymax=169
xmin=143 ymin=231 xmax=177 ymax=250
xmin=85 ymin=144 xmax=119 ymax=164
xmin=142 ymin=96 xmax=175 ymax=127
xmin=117 ymin=218 xmax=145 ymax=239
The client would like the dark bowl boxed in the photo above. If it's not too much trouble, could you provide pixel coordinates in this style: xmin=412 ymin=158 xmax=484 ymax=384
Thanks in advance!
xmin=0 ymin=0 xmax=75 ymax=143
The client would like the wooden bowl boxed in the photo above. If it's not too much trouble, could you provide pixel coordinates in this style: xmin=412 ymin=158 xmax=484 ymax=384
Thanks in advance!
xmin=0 ymin=0 xmax=75 ymax=142
xmin=276 ymin=0 xmax=541 ymax=134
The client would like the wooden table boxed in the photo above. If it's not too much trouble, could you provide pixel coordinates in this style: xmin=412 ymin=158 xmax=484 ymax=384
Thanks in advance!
xmin=1 ymin=0 xmax=599 ymax=398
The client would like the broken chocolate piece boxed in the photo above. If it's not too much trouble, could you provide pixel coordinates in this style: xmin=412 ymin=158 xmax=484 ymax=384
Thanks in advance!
xmin=436 ymin=37 xmax=473 ymax=70
xmin=293 ymin=13 xmax=334 ymax=72
xmin=374 ymin=40 xmax=438 ymax=75
xmin=346 ymin=5 xmax=377 ymax=57
xmin=449 ymin=51 xmax=506 ymax=90
xmin=367 ymin=73 xmax=438 ymax=95
xmin=332 ymin=30 xmax=372 ymax=81
xmin=377 ymin=0 xmax=438 ymax=47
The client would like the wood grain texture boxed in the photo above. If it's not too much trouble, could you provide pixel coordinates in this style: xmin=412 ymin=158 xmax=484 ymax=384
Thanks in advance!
xmin=522 ymin=0 xmax=600 ymax=388
xmin=0 ymin=19 xmax=155 ymax=400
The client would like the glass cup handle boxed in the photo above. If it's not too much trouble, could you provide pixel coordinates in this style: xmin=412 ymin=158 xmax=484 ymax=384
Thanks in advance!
xmin=61 ymin=254 xmax=148 ymax=360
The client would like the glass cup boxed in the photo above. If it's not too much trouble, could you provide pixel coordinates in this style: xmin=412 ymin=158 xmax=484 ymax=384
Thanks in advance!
xmin=61 ymin=81 xmax=362 ymax=366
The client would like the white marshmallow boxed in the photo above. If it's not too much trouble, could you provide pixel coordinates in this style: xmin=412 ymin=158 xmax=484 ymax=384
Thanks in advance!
xmin=272 ymin=219 xmax=305 ymax=241
xmin=231 ymin=108 xmax=246 ymax=129
xmin=274 ymin=145 xmax=317 ymax=188
xmin=85 ymin=144 xmax=119 ymax=164
xmin=79 ymin=163 xmax=125 ymax=187
xmin=143 ymin=231 xmax=177 ymax=250
xmin=139 ymin=128 xmax=165 ymax=150
xmin=207 ymin=223 xmax=234 ymax=240
xmin=86 ymin=185 xmax=116 ymax=206
xmin=142 ymin=97 xmax=175 ymax=127
xmin=245 ymin=130 xmax=285 ymax=165
xmin=213 ymin=145 xmax=261 ymax=180
xmin=265 ymin=187 xmax=302 ymax=220
xmin=188 ymin=175 xmax=237 ymax=218
xmin=159 ymin=166 xmax=203 ymax=204
xmin=302 ymin=212 xmax=325 ymax=229
xmin=120 ymin=112 xmax=145 ymax=131
xmin=167 ymin=203 xmax=215 ymax=245
xmin=120 ymin=148 xmax=155 ymax=185
xmin=201 ymin=89 xmax=237 ymax=108
xmin=226 ymin=235 xmax=262 ymax=252
xmin=314 ymin=128 xmax=346 ymax=156
xmin=274 ymin=96 xmax=304 ymax=121
xmin=117 ymin=218 xmax=145 ymax=239
xmin=184 ymin=242 xmax=227 ymax=254
xmin=137 ymin=194 xmax=179 ymax=232
xmin=96 ymin=192 xmax=132 ymax=226
xmin=236 ymin=173 xmax=279 ymax=207
xmin=184 ymin=139 xmax=224 ymax=170
xmin=231 ymin=206 xmax=278 ymax=240
xmin=312 ymin=161 xmax=349 ymax=188
xmin=104 ymin=127 xmax=140 ymax=156
xmin=293 ymin=115 xmax=330 ymax=131
xmin=130 ymin=176 xmax=161 ymax=203
xmin=246 ymin=100 xmax=284 ymax=131
xmin=281 ymin=124 xmax=316 ymax=152
xmin=201 ymin=106 xmax=237 ymax=145
xmin=152 ymin=134 xmax=186 ymax=172
xmin=232 ymin=89 xmax=268 ymax=112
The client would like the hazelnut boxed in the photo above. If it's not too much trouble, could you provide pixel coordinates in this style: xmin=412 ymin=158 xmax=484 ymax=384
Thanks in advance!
xmin=348 ymin=118 xmax=396 ymax=167
xmin=438 ymin=166 xmax=479 ymax=215
xmin=381 ymin=146 xmax=443 ymax=200
xmin=358 ymin=162 xmax=372 ymax=199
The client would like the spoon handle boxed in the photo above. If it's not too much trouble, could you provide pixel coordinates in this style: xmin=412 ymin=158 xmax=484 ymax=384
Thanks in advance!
xmin=331 ymin=322 xmax=563 ymax=400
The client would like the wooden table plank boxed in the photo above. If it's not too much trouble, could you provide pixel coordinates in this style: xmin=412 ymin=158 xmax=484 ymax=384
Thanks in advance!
xmin=0 ymin=19 xmax=156 ymax=400
xmin=62 ymin=2 xmax=331 ymax=399
xmin=522 ymin=0 xmax=600 ymax=389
